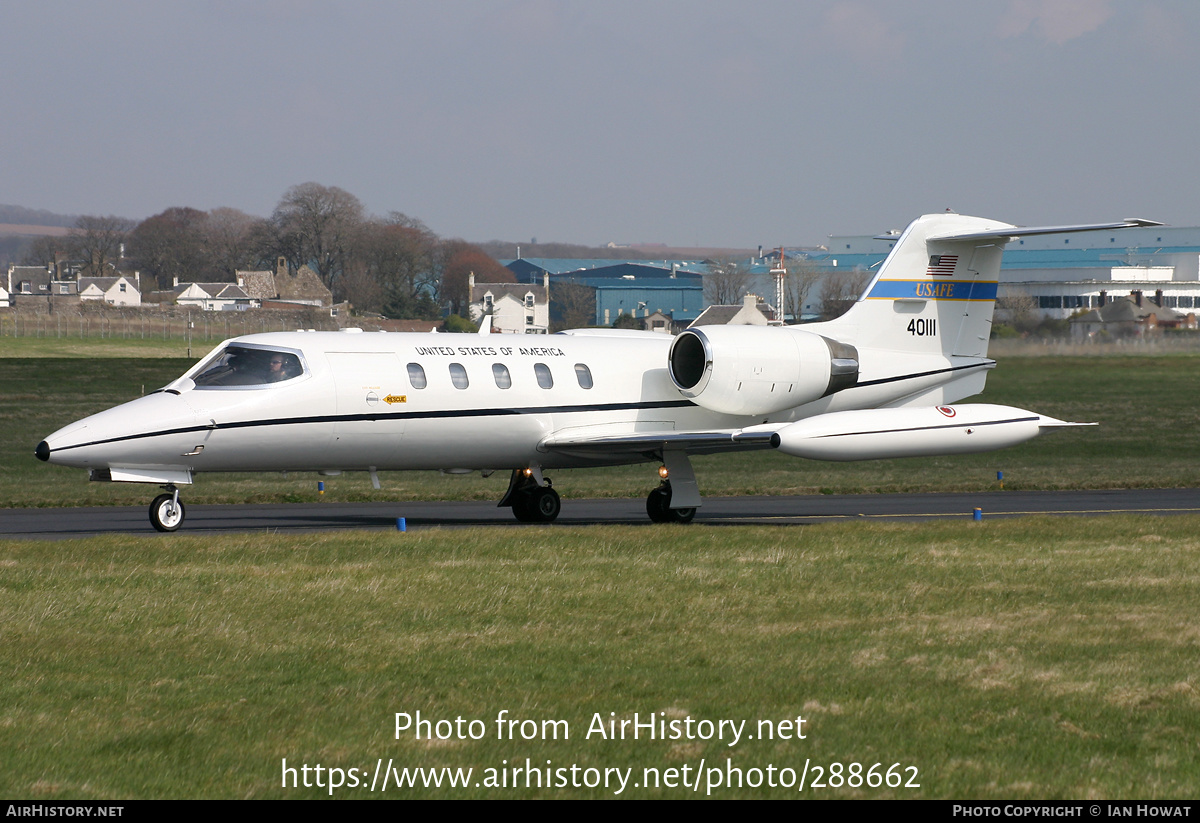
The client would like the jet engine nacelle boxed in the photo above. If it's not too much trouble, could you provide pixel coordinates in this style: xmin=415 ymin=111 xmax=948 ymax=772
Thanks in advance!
xmin=668 ymin=326 xmax=859 ymax=416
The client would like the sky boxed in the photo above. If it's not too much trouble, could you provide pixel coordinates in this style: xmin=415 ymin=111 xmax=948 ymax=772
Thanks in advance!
xmin=3 ymin=0 xmax=1198 ymax=248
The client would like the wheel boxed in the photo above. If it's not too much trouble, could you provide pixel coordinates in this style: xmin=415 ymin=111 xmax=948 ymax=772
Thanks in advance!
xmin=149 ymin=493 xmax=185 ymax=532
xmin=511 ymin=493 xmax=536 ymax=522
xmin=646 ymin=484 xmax=696 ymax=524
xmin=669 ymin=506 xmax=696 ymax=524
xmin=528 ymin=486 xmax=561 ymax=523
xmin=510 ymin=486 xmax=560 ymax=523
xmin=647 ymin=485 xmax=672 ymax=523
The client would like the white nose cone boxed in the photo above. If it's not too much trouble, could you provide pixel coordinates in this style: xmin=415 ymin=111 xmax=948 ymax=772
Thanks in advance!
xmin=37 ymin=392 xmax=201 ymax=471
xmin=774 ymin=404 xmax=1087 ymax=462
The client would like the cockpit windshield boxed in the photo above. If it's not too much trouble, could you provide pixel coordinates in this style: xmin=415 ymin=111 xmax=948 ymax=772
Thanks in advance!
xmin=191 ymin=345 xmax=306 ymax=388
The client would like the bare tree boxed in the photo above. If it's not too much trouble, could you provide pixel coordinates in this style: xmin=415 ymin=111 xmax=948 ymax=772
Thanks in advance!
xmin=69 ymin=215 xmax=135 ymax=277
xmin=128 ymin=207 xmax=208 ymax=289
xmin=269 ymin=182 xmax=365 ymax=296
xmin=994 ymin=288 xmax=1040 ymax=334
xmin=704 ymin=256 xmax=754 ymax=305
xmin=783 ymin=259 xmax=826 ymax=323
xmin=203 ymin=207 xmax=268 ymax=280
xmin=357 ymin=213 xmax=441 ymax=318
xmin=550 ymin=282 xmax=596 ymax=331
xmin=21 ymin=235 xmax=70 ymax=269
xmin=438 ymin=239 xmax=516 ymax=316
xmin=817 ymin=270 xmax=872 ymax=320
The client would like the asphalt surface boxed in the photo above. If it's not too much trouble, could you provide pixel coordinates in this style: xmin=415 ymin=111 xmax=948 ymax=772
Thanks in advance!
xmin=2 ymin=488 xmax=1198 ymax=539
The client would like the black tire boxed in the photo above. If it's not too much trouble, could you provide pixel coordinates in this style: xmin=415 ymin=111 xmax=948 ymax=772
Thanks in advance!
xmin=511 ymin=486 xmax=561 ymax=523
xmin=669 ymin=506 xmax=696 ymax=524
xmin=528 ymin=486 xmax=561 ymax=523
xmin=647 ymin=485 xmax=672 ymax=523
xmin=511 ymin=493 xmax=535 ymax=522
xmin=647 ymin=484 xmax=695 ymax=524
xmin=149 ymin=493 xmax=185 ymax=532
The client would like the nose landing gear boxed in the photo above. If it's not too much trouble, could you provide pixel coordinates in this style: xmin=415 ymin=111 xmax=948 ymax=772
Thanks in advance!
xmin=149 ymin=485 xmax=185 ymax=532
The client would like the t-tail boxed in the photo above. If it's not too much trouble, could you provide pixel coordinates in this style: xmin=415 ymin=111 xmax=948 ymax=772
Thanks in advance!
xmin=816 ymin=213 xmax=1163 ymax=359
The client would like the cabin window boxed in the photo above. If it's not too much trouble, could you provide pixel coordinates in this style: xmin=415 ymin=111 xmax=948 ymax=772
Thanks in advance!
xmin=450 ymin=363 xmax=469 ymax=389
xmin=574 ymin=363 xmax=593 ymax=389
xmin=407 ymin=363 xmax=427 ymax=389
xmin=534 ymin=363 xmax=553 ymax=389
xmin=492 ymin=363 xmax=512 ymax=389
xmin=191 ymin=345 xmax=305 ymax=387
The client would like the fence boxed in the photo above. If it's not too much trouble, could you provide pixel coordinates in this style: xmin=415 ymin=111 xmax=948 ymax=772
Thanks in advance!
xmin=0 ymin=306 xmax=338 ymax=343
xmin=988 ymin=335 xmax=1200 ymax=357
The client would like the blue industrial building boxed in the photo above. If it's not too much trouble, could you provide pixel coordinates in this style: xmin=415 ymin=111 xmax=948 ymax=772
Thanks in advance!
xmin=807 ymin=221 xmax=1200 ymax=318
xmin=505 ymin=259 xmax=707 ymax=327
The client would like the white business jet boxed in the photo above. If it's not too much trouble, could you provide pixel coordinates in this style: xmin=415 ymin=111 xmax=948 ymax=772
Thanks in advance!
xmin=36 ymin=213 xmax=1159 ymax=531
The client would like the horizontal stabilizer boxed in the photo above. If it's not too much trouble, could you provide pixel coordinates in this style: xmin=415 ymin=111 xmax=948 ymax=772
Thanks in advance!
xmin=926 ymin=218 xmax=1164 ymax=243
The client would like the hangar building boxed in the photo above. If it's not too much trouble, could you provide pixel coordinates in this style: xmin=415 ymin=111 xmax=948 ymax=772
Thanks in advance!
xmin=808 ymin=221 xmax=1200 ymax=319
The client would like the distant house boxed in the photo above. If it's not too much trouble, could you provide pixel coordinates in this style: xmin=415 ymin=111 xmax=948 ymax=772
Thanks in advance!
xmin=1070 ymin=294 xmax=1195 ymax=339
xmin=1071 ymin=293 xmax=1196 ymax=338
xmin=173 ymin=281 xmax=256 ymax=311
xmin=78 ymin=275 xmax=141 ymax=306
xmin=689 ymin=293 xmax=775 ymax=327
xmin=468 ymin=272 xmax=550 ymax=334
xmin=643 ymin=310 xmax=675 ymax=333
xmin=234 ymin=268 xmax=277 ymax=302
xmin=237 ymin=257 xmax=333 ymax=309
xmin=6 ymin=264 xmax=76 ymax=301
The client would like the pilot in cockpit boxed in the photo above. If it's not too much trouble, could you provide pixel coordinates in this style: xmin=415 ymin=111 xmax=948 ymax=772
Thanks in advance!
xmin=266 ymin=353 xmax=300 ymax=382
xmin=266 ymin=354 xmax=288 ymax=382
xmin=192 ymin=346 xmax=302 ymax=387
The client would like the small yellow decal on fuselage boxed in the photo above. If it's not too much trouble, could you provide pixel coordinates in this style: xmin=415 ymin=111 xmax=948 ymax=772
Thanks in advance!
xmin=384 ymin=394 xmax=407 ymax=404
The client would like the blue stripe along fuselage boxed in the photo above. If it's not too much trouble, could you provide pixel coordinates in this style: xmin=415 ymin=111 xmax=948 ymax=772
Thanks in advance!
xmin=866 ymin=280 xmax=999 ymax=301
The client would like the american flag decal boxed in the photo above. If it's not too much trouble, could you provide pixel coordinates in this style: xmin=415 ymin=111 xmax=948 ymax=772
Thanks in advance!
xmin=926 ymin=254 xmax=958 ymax=276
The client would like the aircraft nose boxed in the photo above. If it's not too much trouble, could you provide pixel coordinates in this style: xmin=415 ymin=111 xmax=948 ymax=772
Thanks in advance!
xmin=35 ymin=440 xmax=50 ymax=462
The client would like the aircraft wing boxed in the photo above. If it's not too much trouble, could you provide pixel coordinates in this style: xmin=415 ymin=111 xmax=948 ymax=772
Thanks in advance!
xmin=539 ymin=428 xmax=781 ymax=459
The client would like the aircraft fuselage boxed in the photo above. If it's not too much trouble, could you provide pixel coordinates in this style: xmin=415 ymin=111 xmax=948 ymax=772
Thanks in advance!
xmin=38 ymin=327 xmax=988 ymax=483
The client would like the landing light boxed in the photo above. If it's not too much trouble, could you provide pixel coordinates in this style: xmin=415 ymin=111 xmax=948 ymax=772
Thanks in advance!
xmin=658 ymin=466 xmax=669 ymax=479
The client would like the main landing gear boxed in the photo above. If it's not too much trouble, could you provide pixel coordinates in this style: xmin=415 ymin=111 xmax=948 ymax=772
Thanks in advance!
xmin=149 ymin=485 xmax=185 ymax=532
xmin=646 ymin=481 xmax=696 ymax=524
xmin=501 ymin=468 xmax=561 ymax=523
xmin=501 ymin=459 xmax=701 ymax=524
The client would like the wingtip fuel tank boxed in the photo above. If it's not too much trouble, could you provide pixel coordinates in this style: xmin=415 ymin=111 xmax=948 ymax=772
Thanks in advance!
xmin=773 ymin=404 xmax=1090 ymax=462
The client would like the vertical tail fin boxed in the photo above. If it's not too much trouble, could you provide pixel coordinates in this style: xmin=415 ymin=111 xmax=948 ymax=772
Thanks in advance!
xmin=820 ymin=213 xmax=1015 ymax=357
xmin=817 ymin=214 xmax=1163 ymax=358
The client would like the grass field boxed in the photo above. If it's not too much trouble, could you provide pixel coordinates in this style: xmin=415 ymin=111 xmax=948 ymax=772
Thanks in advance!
xmin=2 ymin=518 xmax=1197 ymax=799
xmin=4 ymin=340 xmax=1199 ymax=799
xmin=0 ymin=336 xmax=207 ymax=359
xmin=5 ymin=348 xmax=1200 ymax=509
